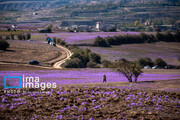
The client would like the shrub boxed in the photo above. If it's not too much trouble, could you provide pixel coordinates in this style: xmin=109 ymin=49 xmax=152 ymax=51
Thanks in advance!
xmin=71 ymin=52 xmax=89 ymax=66
xmin=154 ymin=58 xmax=167 ymax=68
xmin=0 ymin=40 xmax=9 ymax=51
xmin=17 ymin=34 xmax=23 ymax=40
xmin=102 ymin=60 xmax=112 ymax=68
xmin=108 ymin=28 xmax=117 ymax=32
xmin=47 ymin=27 xmax=51 ymax=33
xmin=56 ymin=39 xmax=61 ymax=44
xmin=5 ymin=36 xmax=10 ymax=40
xmin=145 ymin=27 xmax=153 ymax=32
xmin=65 ymin=47 xmax=101 ymax=68
xmin=88 ymin=52 xmax=101 ymax=64
xmin=22 ymin=35 xmax=26 ymax=40
xmin=7 ymin=27 xmax=11 ymax=31
xmin=86 ymin=61 xmax=98 ymax=68
xmin=64 ymin=58 xmax=85 ymax=68
xmin=0 ymin=36 xmax=2 ymax=40
xmin=26 ymin=33 xmax=31 ymax=40
xmin=53 ymin=37 xmax=56 ymax=44
xmin=10 ymin=34 xmax=14 ymax=40
xmin=93 ymin=36 xmax=109 ymax=47
xmin=174 ymin=31 xmax=180 ymax=42
xmin=138 ymin=57 xmax=154 ymax=67
xmin=60 ymin=40 xmax=66 ymax=46
xmin=164 ymin=31 xmax=174 ymax=42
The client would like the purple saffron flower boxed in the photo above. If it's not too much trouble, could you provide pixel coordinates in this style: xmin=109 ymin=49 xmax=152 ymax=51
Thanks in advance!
xmin=79 ymin=107 xmax=87 ymax=111
xmin=56 ymin=115 xmax=63 ymax=119
xmin=92 ymin=99 xmax=96 ymax=102
xmin=93 ymin=105 xmax=101 ymax=109
xmin=10 ymin=105 xmax=14 ymax=109
xmin=6 ymin=104 xmax=10 ymax=107
xmin=2 ymin=97 xmax=8 ymax=103
xmin=130 ymin=103 xmax=136 ymax=106
xmin=81 ymin=102 xmax=87 ymax=105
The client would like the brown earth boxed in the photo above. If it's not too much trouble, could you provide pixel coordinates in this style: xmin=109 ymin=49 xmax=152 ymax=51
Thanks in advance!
xmin=0 ymin=86 xmax=179 ymax=120
xmin=0 ymin=40 xmax=62 ymax=64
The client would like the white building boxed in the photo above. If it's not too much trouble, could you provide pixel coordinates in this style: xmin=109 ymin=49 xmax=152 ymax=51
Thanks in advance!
xmin=96 ymin=22 xmax=100 ymax=31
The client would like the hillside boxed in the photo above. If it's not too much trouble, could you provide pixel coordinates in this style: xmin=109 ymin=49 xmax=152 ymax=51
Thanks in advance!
xmin=0 ymin=0 xmax=180 ymax=30
xmin=0 ymin=40 xmax=61 ymax=64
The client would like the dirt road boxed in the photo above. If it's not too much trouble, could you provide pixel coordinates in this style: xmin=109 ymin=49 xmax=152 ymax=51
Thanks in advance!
xmin=53 ymin=44 xmax=72 ymax=69
xmin=0 ymin=44 xmax=72 ymax=70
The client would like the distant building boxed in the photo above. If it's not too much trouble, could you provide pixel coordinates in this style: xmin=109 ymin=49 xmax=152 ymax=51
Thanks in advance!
xmin=96 ymin=22 xmax=100 ymax=31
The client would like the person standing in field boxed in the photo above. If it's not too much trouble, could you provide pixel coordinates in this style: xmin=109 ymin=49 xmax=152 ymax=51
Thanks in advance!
xmin=103 ymin=74 xmax=107 ymax=83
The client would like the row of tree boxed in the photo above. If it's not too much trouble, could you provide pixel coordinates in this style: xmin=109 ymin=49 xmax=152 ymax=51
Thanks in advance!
xmin=63 ymin=47 xmax=101 ymax=68
xmin=1 ymin=33 xmax=31 ymax=41
xmin=102 ymin=57 xmax=169 ymax=83
xmin=102 ymin=57 xmax=168 ymax=69
xmin=93 ymin=31 xmax=180 ymax=47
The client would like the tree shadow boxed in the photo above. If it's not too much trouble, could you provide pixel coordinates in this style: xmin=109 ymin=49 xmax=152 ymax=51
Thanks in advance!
xmin=4 ymin=50 xmax=15 ymax=52
xmin=137 ymin=81 xmax=155 ymax=83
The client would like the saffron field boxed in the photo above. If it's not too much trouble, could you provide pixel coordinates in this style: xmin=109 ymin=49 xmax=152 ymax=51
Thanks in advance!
xmin=0 ymin=86 xmax=180 ymax=119
xmin=31 ymin=32 xmax=140 ymax=44
xmin=80 ymin=42 xmax=180 ymax=65
xmin=1 ymin=69 xmax=180 ymax=91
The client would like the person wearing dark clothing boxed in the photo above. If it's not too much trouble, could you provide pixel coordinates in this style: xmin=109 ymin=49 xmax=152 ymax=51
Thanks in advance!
xmin=103 ymin=74 xmax=107 ymax=83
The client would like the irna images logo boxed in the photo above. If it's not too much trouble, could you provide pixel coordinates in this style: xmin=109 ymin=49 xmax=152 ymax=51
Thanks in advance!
xmin=4 ymin=75 xmax=22 ymax=88
xmin=4 ymin=75 xmax=57 ymax=90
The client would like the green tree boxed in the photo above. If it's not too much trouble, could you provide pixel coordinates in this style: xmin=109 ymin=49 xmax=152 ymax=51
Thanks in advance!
xmin=134 ymin=21 xmax=139 ymax=27
xmin=115 ymin=60 xmax=143 ymax=82
xmin=47 ymin=27 xmax=52 ymax=33
xmin=0 ymin=36 xmax=3 ymax=40
xmin=86 ymin=61 xmax=98 ymax=68
xmin=88 ymin=52 xmax=101 ymax=64
xmin=154 ymin=58 xmax=167 ymax=68
xmin=10 ymin=34 xmax=14 ymax=40
xmin=138 ymin=57 xmax=154 ymax=67
xmin=26 ymin=33 xmax=31 ymax=40
xmin=22 ymin=34 xmax=26 ymax=40
xmin=17 ymin=34 xmax=23 ymax=40
xmin=174 ymin=31 xmax=180 ymax=42
xmin=7 ymin=27 xmax=11 ymax=31
xmin=145 ymin=27 xmax=153 ymax=32
xmin=93 ymin=36 xmax=109 ymax=47
xmin=53 ymin=37 xmax=56 ymax=44
xmin=5 ymin=36 xmax=10 ymax=40
xmin=60 ymin=40 xmax=66 ymax=46
xmin=0 ymin=40 xmax=9 ymax=51
xmin=64 ymin=58 xmax=85 ymax=68
xmin=164 ymin=30 xmax=174 ymax=42
xmin=102 ymin=60 xmax=112 ymax=68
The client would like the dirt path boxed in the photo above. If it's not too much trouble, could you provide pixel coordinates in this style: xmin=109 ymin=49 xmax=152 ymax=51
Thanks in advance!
xmin=0 ymin=44 xmax=72 ymax=70
xmin=53 ymin=44 xmax=72 ymax=69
